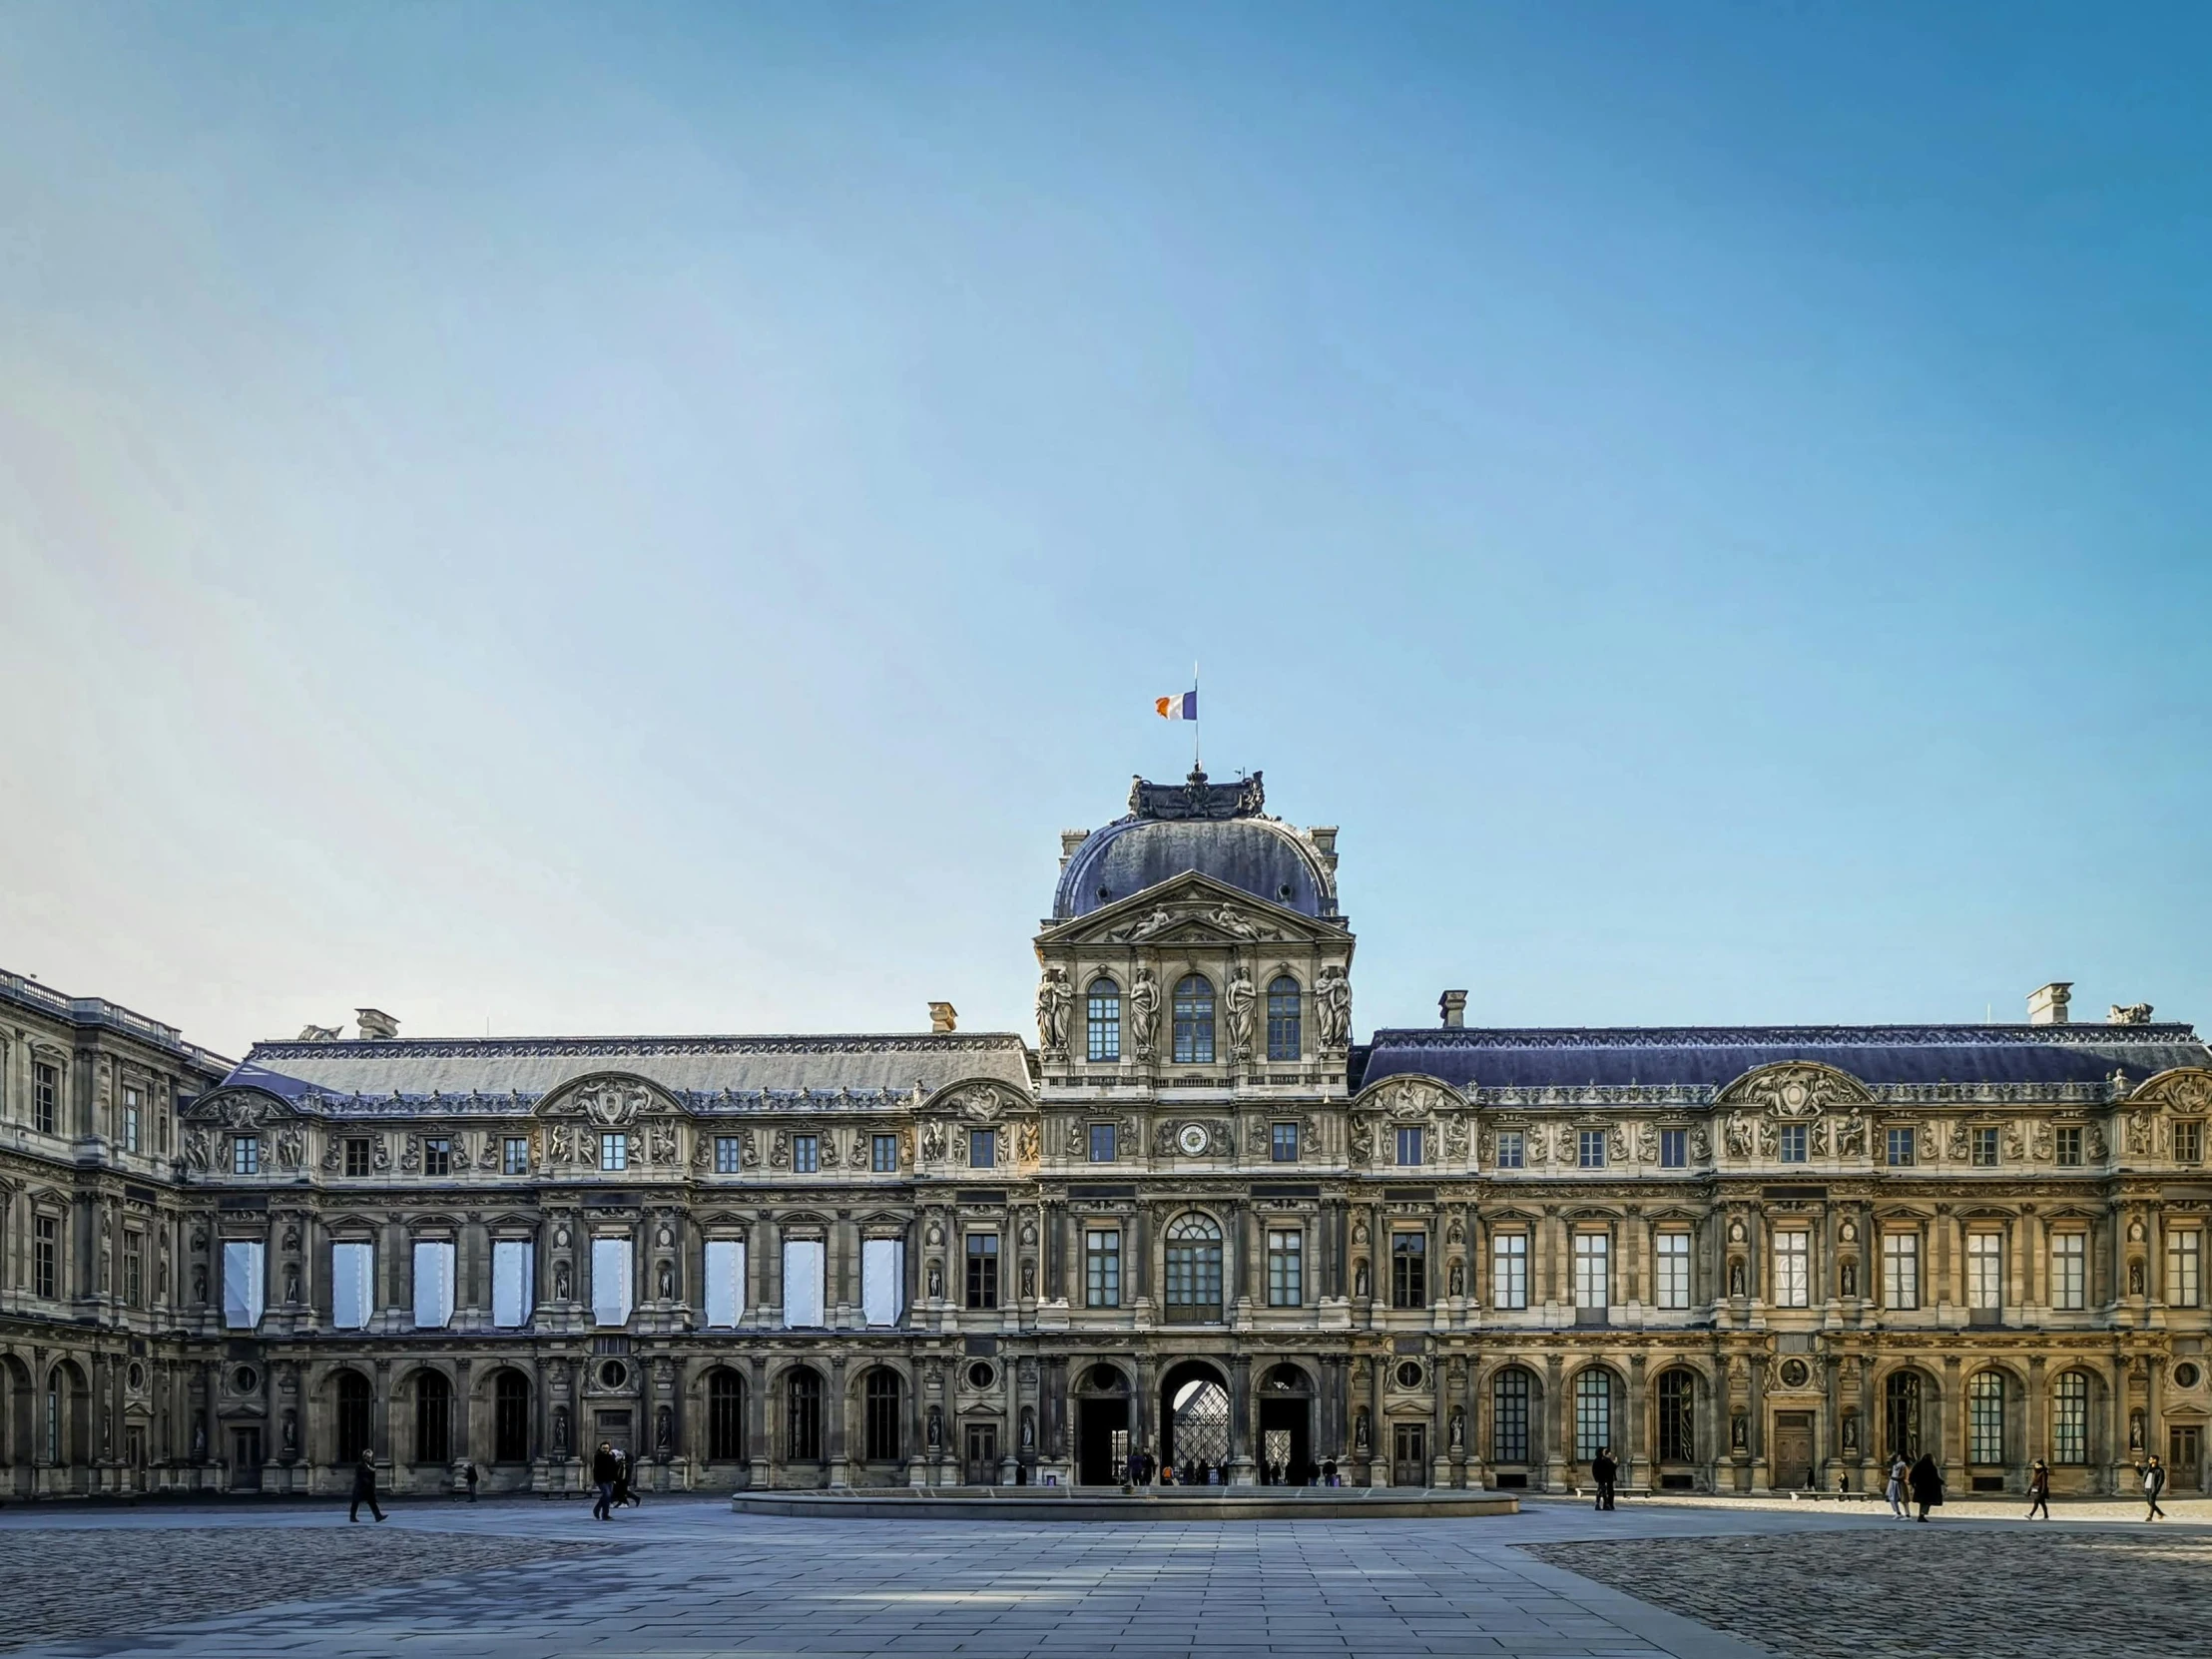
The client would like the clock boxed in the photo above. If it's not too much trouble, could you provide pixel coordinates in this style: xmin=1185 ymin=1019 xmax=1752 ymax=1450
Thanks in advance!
xmin=1176 ymin=1123 xmax=1211 ymax=1157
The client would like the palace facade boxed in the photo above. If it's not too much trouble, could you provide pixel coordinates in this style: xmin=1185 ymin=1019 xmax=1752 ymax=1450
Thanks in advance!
xmin=5 ymin=770 xmax=2210 ymax=1501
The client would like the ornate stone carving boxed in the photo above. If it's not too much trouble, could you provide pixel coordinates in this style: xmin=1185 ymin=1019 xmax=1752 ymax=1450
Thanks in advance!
xmin=1225 ymin=964 xmax=1256 ymax=1060
xmin=1315 ymin=965 xmax=1352 ymax=1049
xmin=1128 ymin=767 xmax=1265 ymax=822
xmin=919 ymin=1122 xmax=946 ymax=1162
xmin=1128 ymin=968 xmax=1161 ymax=1061
xmin=1015 ymin=1121 xmax=1041 ymax=1164
xmin=2110 ymin=1003 xmax=2155 ymax=1026
xmin=1835 ymin=1107 xmax=1869 ymax=1158
xmin=1718 ymin=1062 xmax=1873 ymax=1117
xmin=555 ymin=1079 xmax=654 ymax=1127
xmin=1035 ymin=966 xmax=1071 ymax=1054
xmin=648 ymin=1121 xmax=678 ymax=1167
xmin=1635 ymin=1123 xmax=1659 ymax=1163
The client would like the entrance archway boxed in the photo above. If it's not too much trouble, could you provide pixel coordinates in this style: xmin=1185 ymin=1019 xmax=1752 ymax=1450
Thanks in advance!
xmin=1159 ymin=1359 xmax=1230 ymax=1482
xmin=1073 ymin=1363 xmax=1130 ymax=1485
xmin=1256 ymin=1362 xmax=1315 ymax=1485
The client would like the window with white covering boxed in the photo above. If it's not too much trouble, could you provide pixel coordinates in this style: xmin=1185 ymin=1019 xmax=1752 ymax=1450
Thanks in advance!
xmin=222 ymin=1240 xmax=266 ymax=1330
xmin=332 ymin=1241 xmax=373 ymax=1330
xmin=783 ymin=1239 xmax=826 ymax=1328
xmin=492 ymin=1239 xmax=535 ymax=1329
xmin=592 ymin=1236 xmax=634 ymax=1327
xmin=861 ymin=1238 xmax=904 ymax=1328
xmin=704 ymin=1239 xmax=746 ymax=1329
xmin=413 ymin=1240 xmax=456 ymax=1329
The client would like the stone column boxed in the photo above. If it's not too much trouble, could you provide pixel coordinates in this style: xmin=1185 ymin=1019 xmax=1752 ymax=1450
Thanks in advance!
xmin=2026 ymin=1355 xmax=2047 ymax=1468
xmin=1544 ymin=1353 xmax=1567 ymax=1491
xmin=1229 ymin=1352 xmax=1254 ymax=1484
xmin=1628 ymin=1352 xmax=1649 ymax=1492
xmin=747 ymin=1354 xmax=770 ymax=1489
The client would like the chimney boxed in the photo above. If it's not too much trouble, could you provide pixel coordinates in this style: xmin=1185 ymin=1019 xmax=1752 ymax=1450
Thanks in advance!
xmin=2026 ymin=983 xmax=2071 ymax=1026
xmin=928 ymin=1001 xmax=958 ymax=1034
xmin=356 ymin=1007 xmax=399 ymax=1041
xmin=1438 ymin=990 xmax=1467 ymax=1029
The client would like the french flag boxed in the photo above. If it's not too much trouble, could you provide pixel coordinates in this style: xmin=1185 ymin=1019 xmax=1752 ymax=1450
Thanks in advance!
xmin=1155 ymin=690 xmax=1198 ymax=721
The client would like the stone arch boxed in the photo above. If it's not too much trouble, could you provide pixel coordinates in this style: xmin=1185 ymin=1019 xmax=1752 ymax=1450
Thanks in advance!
xmin=1567 ymin=1361 xmax=1626 ymax=1466
xmin=1157 ymin=1358 xmax=1231 ymax=1477
xmin=853 ymin=1364 xmax=908 ymax=1464
xmin=44 ymin=1358 xmax=92 ymax=1466
xmin=485 ymin=1366 xmax=533 ymax=1465
xmin=1481 ymin=1360 xmax=1545 ymax=1470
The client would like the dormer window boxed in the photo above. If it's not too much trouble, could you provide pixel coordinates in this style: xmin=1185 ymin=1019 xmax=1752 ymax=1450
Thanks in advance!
xmin=1086 ymin=978 xmax=1122 ymax=1062
xmin=1173 ymin=975 xmax=1216 ymax=1064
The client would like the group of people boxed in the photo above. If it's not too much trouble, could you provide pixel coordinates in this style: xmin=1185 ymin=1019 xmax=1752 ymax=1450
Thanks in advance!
xmin=1883 ymin=1453 xmax=1947 ymax=1520
xmin=590 ymin=1440 xmax=646 ymax=1519
xmin=1119 ymin=1452 xmax=1347 ymax=1487
xmin=1885 ymin=1450 xmax=2174 ymax=1521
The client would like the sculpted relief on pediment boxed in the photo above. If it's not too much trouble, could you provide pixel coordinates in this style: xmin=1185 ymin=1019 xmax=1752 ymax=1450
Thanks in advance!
xmin=1716 ymin=1062 xmax=1874 ymax=1118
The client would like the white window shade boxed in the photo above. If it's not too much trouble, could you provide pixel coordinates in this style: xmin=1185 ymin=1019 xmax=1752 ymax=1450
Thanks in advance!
xmin=222 ymin=1241 xmax=266 ymax=1330
xmin=861 ymin=1239 xmax=904 ymax=1328
xmin=592 ymin=1237 xmax=634 ymax=1328
xmin=783 ymin=1239 xmax=825 ymax=1329
xmin=413 ymin=1240 xmax=456 ymax=1330
xmin=492 ymin=1239 xmax=535 ymax=1329
xmin=704 ymin=1239 xmax=746 ymax=1329
xmin=332 ymin=1242 xmax=373 ymax=1331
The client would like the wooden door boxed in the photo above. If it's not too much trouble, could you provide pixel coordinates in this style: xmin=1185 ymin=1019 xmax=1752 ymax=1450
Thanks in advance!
xmin=1772 ymin=1412 xmax=1815 ymax=1488
xmin=2171 ymin=1425 xmax=2203 ymax=1493
xmin=963 ymin=1421 xmax=998 ymax=1485
xmin=1391 ymin=1420 xmax=1426 ymax=1487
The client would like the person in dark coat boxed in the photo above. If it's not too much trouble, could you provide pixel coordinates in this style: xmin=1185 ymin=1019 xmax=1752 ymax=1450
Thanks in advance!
xmin=1908 ymin=1453 xmax=1943 ymax=1521
xmin=348 ymin=1451 xmax=386 ymax=1523
xmin=2139 ymin=1454 xmax=2166 ymax=1521
xmin=463 ymin=1460 xmax=479 ymax=1503
xmin=591 ymin=1441 xmax=621 ymax=1520
xmin=1592 ymin=1448 xmax=1618 ymax=1511
xmin=2026 ymin=1458 xmax=2050 ymax=1519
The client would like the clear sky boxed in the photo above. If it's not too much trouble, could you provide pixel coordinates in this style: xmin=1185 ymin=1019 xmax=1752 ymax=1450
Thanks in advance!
xmin=3 ymin=3 xmax=2207 ymax=1060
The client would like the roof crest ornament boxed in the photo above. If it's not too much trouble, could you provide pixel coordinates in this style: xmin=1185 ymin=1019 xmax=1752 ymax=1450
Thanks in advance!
xmin=1128 ymin=767 xmax=1265 ymax=823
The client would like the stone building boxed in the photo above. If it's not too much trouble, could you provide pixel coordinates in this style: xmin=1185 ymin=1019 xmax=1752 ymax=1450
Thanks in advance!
xmin=4 ymin=771 xmax=2210 ymax=1499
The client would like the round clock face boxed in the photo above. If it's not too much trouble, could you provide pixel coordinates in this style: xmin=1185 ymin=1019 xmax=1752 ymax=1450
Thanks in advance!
xmin=1177 ymin=1123 xmax=1211 ymax=1156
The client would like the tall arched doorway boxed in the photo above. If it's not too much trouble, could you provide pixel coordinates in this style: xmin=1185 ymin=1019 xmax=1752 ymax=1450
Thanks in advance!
xmin=1073 ymin=1363 xmax=1130 ymax=1484
xmin=1159 ymin=1359 xmax=1230 ymax=1481
xmin=1256 ymin=1363 xmax=1314 ymax=1485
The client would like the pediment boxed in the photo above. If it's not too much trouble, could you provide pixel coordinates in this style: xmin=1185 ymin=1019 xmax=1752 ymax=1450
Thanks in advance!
xmin=1715 ymin=1060 xmax=1875 ymax=1115
xmin=185 ymin=1085 xmax=297 ymax=1127
xmin=1351 ymin=1073 xmax=1465 ymax=1118
xmin=536 ymin=1072 xmax=686 ymax=1124
xmin=1040 ymin=870 xmax=1341 ymax=949
xmin=920 ymin=1077 xmax=1035 ymax=1120
xmin=2131 ymin=1067 xmax=2212 ymax=1115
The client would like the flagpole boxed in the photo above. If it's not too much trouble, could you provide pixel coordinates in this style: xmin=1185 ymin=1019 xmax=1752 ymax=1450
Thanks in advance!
xmin=1192 ymin=660 xmax=1201 ymax=774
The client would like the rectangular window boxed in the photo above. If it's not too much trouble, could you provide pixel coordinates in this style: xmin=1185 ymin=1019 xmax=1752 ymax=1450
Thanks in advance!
xmin=1971 ymin=1126 xmax=1999 ymax=1167
xmin=422 ymin=1137 xmax=451 ymax=1178
xmin=702 ymin=1134 xmax=737 ymax=1174
xmin=600 ymin=1131 xmax=628 ymax=1172
xmin=1492 ymin=1232 xmax=1528 ymax=1309
xmin=222 ymin=1240 xmax=266 ymax=1330
xmin=968 ymin=1128 xmax=995 ymax=1170
xmin=1883 ymin=1232 xmax=1921 ymax=1310
xmin=331 ymin=1241 xmax=373 ymax=1330
xmin=1087 ymin=988 xmax=1120 ymax=1062
xmin=872 ymin=1133 xmax=898 ymax=1173
xmin=122 ymin=1086 xmax=141 ymax=1153
xmin=1272 ymin=1121 xmax=1299 ymax=1163
xmin=232 ymin=1135 xmax=261 ymax=1176
xmin=502 ymin=1136 xmax=530 ymax=1175
xmin=124 ymin=1230 xmax=144 ymax=1307
xmin=1495 ymin=1131 xmax=1524 ymax=1170
xmin=1779 ymin=1124 xmax=1808 ymax=1164
xmin=1887 ymin=1126 xmax=1917 ymax=1167
xmin=965 ymin=1234 xmax=999 ymax=1310
xmin=33 ymin=1062 xmax=59 ymax=1136
xmin=591 ymin=1236 xmax=635 ymax=1327
xmin=2052 ymin=1372 xmax=2088 ymax=1464
xmin=1085 ymin=1229 xmax=1121 ymax=1308
xmin=412 ymin=1239 xmax=456 ymax=1329
xmin=1969 ymin=1374 xmax=2004 ymax=1464
xmin=1089 ymin=1123 xmax=1117 ymax=1163
xmin=1655 ymin=1231 xmax=1691 ymax=1310
xmin=793 ymin=1134 xmax=819 ymax=1174
xmin=2169 ymin=1228 xmax=2203 ymax=1309
xmin=1659 ymin=1128 xmax=1686 ymax=1169
xmin=344 ymin=1138 xmax=371 ymax=1178
xmin=2054 ymin=1125 xmax=2083 ymax=1168
xmin=1966 ymin=1231 xmax=2003 ymax=1311
xmin=34 ymin=1214 xmax=58 ymax=1299
xmin=1773 ymin=1230 xmax=1810 ymax=1308
xmin=2050 ymin=1232 xmax=2086 ymax=1311
xmin=781 ymin=1238 xmax=824 ymax=1328
xmin=492 ymin=1238 xmax=536 ymax=1328
xmin=703 ymin=1238 xmax=745 ymax=1328
xmin=1572 ymin=1232 xmax=1609 ymax=1312
xmin=1267 ymin=1229 xmax=1302 ymax=1307
xmin=1578 ymin=1129 xmax=1605 ymax=1169
xmin=1396 ymin=1125 xmax=1424 ymax=1167
xmin=861 ymin=1238 xmax=904 ymax=1327
xmin=2178 ymin=1122 xmax=2205 ymax=1165
xmin=1492 ymin=1370 xmax=1529 ymax=1463
xmin=1390 ymin=1232 xmax=1427 ymax=1309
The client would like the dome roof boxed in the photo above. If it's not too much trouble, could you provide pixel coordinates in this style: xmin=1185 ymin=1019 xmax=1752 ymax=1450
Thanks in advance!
xmin=1052 ymin=771 xmax=1337 ymax=920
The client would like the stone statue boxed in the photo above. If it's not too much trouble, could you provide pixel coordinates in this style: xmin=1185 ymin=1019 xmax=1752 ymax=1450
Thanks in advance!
xmin=193 ymin=1265 xmax=208 ymax=1304
xmin=1840 ymin=1261 xmax=1857 ymax=1299
xmin=1729 ymin=1259 xmax=1747 ymax=1297
xmin=1448 ymin=1258 xmax=1465 ymax=1298
xmin=1035 ymin=966 xmax=1072 ymax=1053
xmin=2130 ymin=1259 xmax=2146 ymax=1297
xmin=1315 ymin=965 xmax=1352 ymax=1049
xmin=1449 ymin=1407 xmax=1464 ymax=1452
xmin=281 ymin=1409 xmax=298 ymax=1458
xmin=553 ymin=1405 xmax=571 ymax=1456
xmin=1224 ymin=965 xmax=1257 ymax=1060
xmin=1354 ymin=1407 xmax=1370 ymax=1453
xmin=927 ymin=1262 xmax=944 ymax=1300
xmin=1128 ymin=968 xmax=1162 ymax=1060
xmin=657 ymin=1260 xmax=675 ymax=1300
xmin=1355 ymin=1259 xmax=1371 ymax=1299
xmin=1021 ymin=1259 xmax=1036 ymax=1300
xmin=927 ymin=1405 xmax=943 ymax=1449
xmin=1731 ymin=1412 xmax=1749 ymax=1451
xmin=1021 ymin=1406 xmax=1035 ymax=1449
xmin=284 ymin=1263 xmax=301 ymax=1304
xmin=192 ymin=1420 xmax=207 ymax=1460
xmin=554 ymin=1261 xmax=573 ymax=1300
xmin=657 ymin=1405 xmax=674 ymax=1454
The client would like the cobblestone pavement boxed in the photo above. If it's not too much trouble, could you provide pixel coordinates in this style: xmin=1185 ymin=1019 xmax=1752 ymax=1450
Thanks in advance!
xmin=0 ymin=1495 xmax=2200 ymax=1658
xmin=1526 ymin=1524 xmax=2212 ymax=1659
xmin=0 ymin=1523 xmax=609 ymax=1653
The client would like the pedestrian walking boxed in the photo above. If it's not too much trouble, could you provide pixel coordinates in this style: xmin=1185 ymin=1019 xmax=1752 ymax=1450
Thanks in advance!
xmin=1885 ymin=1454 xmax=1910 ymax=1519
xmin=610 ymin=1446 xmax=636 ymax=1510
xmin=463 ymin=1460 xmax=479 ymax=1503
xmin=1908 ymin=1452 xmax=1943 ymax=1521
xmin=591 ymin=1440 xmax=621 ymax=1520
xmin=1592 ymin=1447 xmax=1618 ymax=1512
xmin=2026 ymin=1458 xmax=2050 ymax=1520
xmin=348 ymin=1451 xmax=387 ymax=1523
xmin=2139 ymin=1454 xmax=2166 ymax=1521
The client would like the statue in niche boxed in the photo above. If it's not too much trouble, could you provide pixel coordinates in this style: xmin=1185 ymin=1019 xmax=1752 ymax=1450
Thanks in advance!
xmin=284 ymin=1263 xmax=301 ymax=1304
xmin=927 ymin=1262 xmax=944 ymax=1300
xmin=1449 ymin=1407 xmax=1465 ymax=1452
xmin=553 ymin=1405 xmax=572 ymax=1456
xmin=1355 ymin=1259 xmax=1371 ymax=1299
xmin=1128 ymin=968 xmax=1162 ymax=1060
xmin=1315 ymin=965 xmax=1352 ymax=1048
xmin=1841 ymin=1412 xmax=1860 ymax=1454
xmin=657 ymin=1260 xmax=675 ymax=1300
xmin=554 ymin=1261 xmax=573 ymax=1300
xmin=927 ymin=1405 xmax=943 ymax=1449
xmin=1021 ymin=1260 xmax=1036 ymax=1300
xmin=1840 ymin=1261 xmax=1858 ymax=1299
xmin=1035 ymin=966 xmax=1072 ymax=1053
xmin=281 ymin=1409 xmax=298 ymax=1458
xmin=1731 ymin=1413 xmax=1748 ymax=1451
xmin=2130 ymin=1409 xmax=2146 ymax=1451
xmin=656 ymin=1405 xmax=674 ymax=1455
xmin=1729 ymin=1259 xmax=1747 ymax=1298
xmin=1021 ymin=1406 xmax=1035 ymax=1449
xmin=2130 ymin=1260 xmax=2146 ymax=1297
xmin=1354 ymin=1407 xmax=1371 ymax=1453
xmin=192 ymin=1420 xmax=207 ymax=1460
xmin=1448 ymin=1258 xmax=1465 ymax=1298
xmin=193 ymin=1265 xmax=208 ymax=1305
xmin=1224 ymin=964 xmax=1256 ymax=1060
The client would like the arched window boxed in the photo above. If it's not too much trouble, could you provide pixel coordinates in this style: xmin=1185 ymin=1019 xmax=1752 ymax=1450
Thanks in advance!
xmin=1574 ymin=1370 xmax=1614 ymax=1461
xmin=1172 ymin=975 xmax=1216 ymax=1064
xmin=414 ymin=1371 xmax=452 ymax=1465
xmin=2052 ymin=1372 xmax=2089 ymax=1464
xmin=1163 ymin=1213 xmax=1224 ymax=1323
xmin=1086 ymin=978 xmax=1122 ymax=1063
xmin=1657 ymin=1371 xmax=1695 ymax=1462
xmin=1491 ymin=1368 xmax=1533 ymax=1463
xmin=1968 ymin=1371 xmax=2005 ymax=1465
xmin=493 ymin=1370 xmax=531 ymax=1464
xmin=1884 ymin=1371 xmax=1923 ymax=1460
xmin=707 ymin=1368 xmax=746 ymax=1462
xmin=1266 ymin=977 xmax=1302 ymax=1061
xmin=335 ymin=1371 xmax=374 ymax=1463
xmin=786 ymin=1368 xmax=824 ymax=1462
xmin=863 ymin=1369 xmax=902 ymax=1461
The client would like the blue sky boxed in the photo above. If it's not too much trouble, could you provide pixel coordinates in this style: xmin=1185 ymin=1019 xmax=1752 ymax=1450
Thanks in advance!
xmin=3 ymin=3 xmax=2207 ymax=1057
